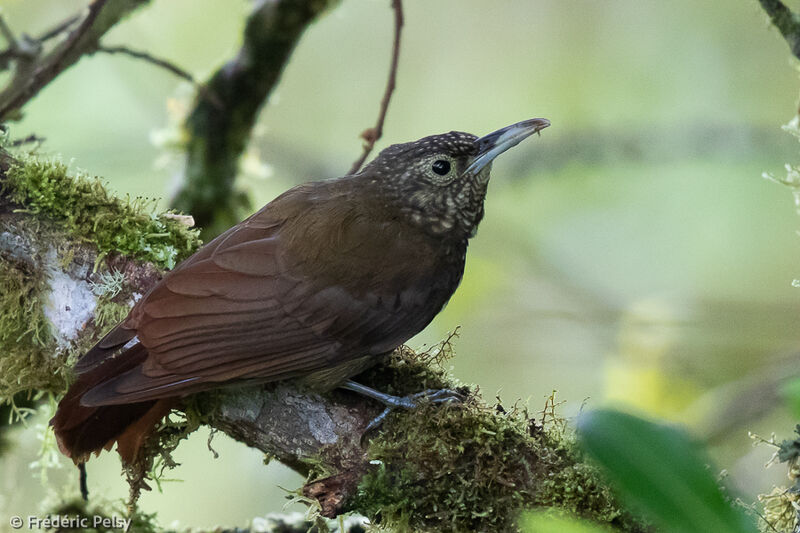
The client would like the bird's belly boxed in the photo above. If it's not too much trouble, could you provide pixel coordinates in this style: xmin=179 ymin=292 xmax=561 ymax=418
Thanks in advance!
xmin=300 ymin=355 xmax=383 ymax=391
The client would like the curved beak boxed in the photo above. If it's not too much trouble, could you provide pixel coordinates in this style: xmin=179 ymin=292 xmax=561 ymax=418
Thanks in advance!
xmin=465 ymin=118 xmax=550 ymax=175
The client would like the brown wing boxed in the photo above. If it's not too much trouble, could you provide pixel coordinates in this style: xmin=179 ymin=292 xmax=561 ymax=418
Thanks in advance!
xmin=73 ymin=221 xmax=247 ymax=374
xmin=79 ymin=181 xmax=461 ymax=406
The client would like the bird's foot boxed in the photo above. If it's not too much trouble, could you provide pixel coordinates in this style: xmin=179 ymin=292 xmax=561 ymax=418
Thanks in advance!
xmin=340 ymin=380 xmax=464 ymax=433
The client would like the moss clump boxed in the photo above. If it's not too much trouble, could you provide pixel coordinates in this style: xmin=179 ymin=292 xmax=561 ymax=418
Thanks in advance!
xmin=350 ymin=346 xmax=639 ymax=533
xmin=0 ymin=258 xmax=51 ymax=351
xmin=533 ymin=445 xmax=628 ymax=525
xmin=0 ymin=257 xmax=63 ymax=399
xmin=93 ymin=298 xmax=130 ymax=330
xmin=4 ymin=158 xmax=201 ymax=269
xmin=47 ymin=499 xmax=161 ymax=533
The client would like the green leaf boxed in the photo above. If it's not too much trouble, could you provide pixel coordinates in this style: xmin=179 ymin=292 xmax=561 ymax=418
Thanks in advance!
xmin=577 ymin=409 xmax=756 ymax=533
xmin=520 ymin=511 xmax=611 ymax=533
xmin=780 ymin=378 xmax=800 ymax=419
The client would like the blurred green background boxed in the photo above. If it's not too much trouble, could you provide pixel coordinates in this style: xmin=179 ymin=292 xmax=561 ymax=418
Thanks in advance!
xmin=2 ymin=0 xmax=800 ymax=529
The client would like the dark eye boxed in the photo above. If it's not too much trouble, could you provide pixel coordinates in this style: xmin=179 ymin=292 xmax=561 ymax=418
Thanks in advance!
xmin=431 ymin=159 xmax=451 ymax=176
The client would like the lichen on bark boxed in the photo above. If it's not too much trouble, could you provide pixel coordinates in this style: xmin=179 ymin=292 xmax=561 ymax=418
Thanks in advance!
xmin=0 ymin=153 xmax=201 ymax=409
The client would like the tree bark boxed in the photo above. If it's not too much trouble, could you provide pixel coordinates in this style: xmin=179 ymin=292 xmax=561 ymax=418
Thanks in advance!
xmin=759 ymin=0 xmax=800 ymax=61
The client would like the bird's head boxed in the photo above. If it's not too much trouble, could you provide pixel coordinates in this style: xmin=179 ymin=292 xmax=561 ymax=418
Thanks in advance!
xmin=362 ymin=118 xmax=550 ymax=240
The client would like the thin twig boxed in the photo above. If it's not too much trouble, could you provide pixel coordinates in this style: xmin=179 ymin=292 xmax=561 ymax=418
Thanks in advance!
xmin=0 ymin=15 xmax=18 ymax=50
xmin=0 ymin=16 xmax=19 ymax=71
xmin=0 ymin=12 xmax=80 ymax=72
xmin=9 ymin=134 xmax=45 ymax=147
xmin=96 ymin=45 xmax=221 ymax=108
xmin=96 ymin=45 xmax=196 ymax=85
xmin=0 ymin=15 xmax=37 ymax=71
xmin=348 ymin=0 xmax=404 ymax=175
xmin=759 ymin=0 xmax=800 ymax=60
xmin=36 ymin=14 xmax=82 ymax=43
xmin=35 ymin=0 xmax=107 ymax=69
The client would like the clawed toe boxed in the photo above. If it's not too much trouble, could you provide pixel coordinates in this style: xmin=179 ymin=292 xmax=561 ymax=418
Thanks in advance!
xmin=364 ymin=406 xmax=393 ymax=434
xmin=340 ymin=380 xmax=466 ymax=436
xmin=410 ymin=388 xmax=464 ymax=404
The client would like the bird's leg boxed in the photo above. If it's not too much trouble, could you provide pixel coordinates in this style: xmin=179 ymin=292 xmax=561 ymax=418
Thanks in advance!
xmin=340 ymin=379 xmax=464 ymax=433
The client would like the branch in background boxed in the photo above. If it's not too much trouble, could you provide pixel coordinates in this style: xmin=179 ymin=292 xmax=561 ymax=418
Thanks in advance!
xmin=95 ymin=45 xmax=204 ymax=92
xmin=95 ymin=45 xmax=223 ymax=110
xmin=348 ymin=0 xmax=404 ymax=175
xmin=7 ymin=133 xmax=45 ymax=147
xmin=759 ymin=0 xmax=800 ymax=61
xmin=171 ymin=0 xmax=335 ymax=239
xmin=36 ymin=14 xmax=83 ymax=44
xmin=0 ymin=0 xmax=151 ymax=121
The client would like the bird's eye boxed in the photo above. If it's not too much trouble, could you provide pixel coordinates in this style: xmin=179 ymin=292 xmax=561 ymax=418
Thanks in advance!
xmin=431 ymin=159 xmax=451 ymax=176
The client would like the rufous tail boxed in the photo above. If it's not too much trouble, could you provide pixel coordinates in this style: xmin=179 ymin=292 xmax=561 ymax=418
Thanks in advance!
xmin=51 ymin=343 xmax=173 ymax=464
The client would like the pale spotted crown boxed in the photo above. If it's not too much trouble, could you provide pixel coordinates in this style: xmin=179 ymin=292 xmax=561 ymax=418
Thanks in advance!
xmin=374 ymin=131 xmax=479 ymax=162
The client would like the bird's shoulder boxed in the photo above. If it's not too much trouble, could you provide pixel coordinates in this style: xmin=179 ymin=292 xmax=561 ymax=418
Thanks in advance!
xmin=251 ymin=177 xmax=459 ymax=289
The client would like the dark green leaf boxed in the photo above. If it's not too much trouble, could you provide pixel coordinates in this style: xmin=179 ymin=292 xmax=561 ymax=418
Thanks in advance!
xmin=577 ymin=409 xmax=756 ymax=533
xmin=781 ymin=378 xmax=800 ymax=419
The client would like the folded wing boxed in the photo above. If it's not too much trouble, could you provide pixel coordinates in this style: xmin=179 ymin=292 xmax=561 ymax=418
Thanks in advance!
xmin=78 ymin=185 xmax=452 ymax=406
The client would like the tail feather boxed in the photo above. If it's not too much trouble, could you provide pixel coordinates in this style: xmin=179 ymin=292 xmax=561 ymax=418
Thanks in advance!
xmin=51 ymin=343 xmax=173 ymax=464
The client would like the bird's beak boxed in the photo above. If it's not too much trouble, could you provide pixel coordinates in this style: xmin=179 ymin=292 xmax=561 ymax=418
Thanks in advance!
xmin=465 ymin=118 xmax=550 ymax=175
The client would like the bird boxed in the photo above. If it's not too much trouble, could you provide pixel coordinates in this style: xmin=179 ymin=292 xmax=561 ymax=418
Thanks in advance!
xmin=51 ymin=118 xmax=550 ymax=465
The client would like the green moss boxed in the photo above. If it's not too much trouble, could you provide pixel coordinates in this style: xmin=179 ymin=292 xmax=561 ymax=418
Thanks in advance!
xmin=4 ymin=158 xmax=201 ymax=269
xmin=534 ymin=445 xmax=627 ymax=525
xmin=0 ymin=155 xmax=202 ymax=433
xmin=48 ymin=499 xmax=162 ymax=533
xmin=0 ymin=259 xmax=50 ymax=349
xmin=349 ymin=346 xmax=639 ymax=533
xmin=0 ymin=257 xmax=63 ymax=400
xmin=93 ymin=298 xmax=129 ymax=330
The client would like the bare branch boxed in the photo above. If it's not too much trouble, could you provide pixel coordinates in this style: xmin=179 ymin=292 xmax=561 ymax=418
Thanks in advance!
xmin=0 ymin=13 xmax=81 ymax=73
xmin=0 ymin=15 xmax=18 ymax=50
xmin=95 ymin=45 xmax=224 ymax=109
xmin=96 ymin=45 xmax=197 ymax=87
xmin=0 ymin=0 xmax=150 ymax=121
xmin=0 ymin=14 xmax=36 ymax=72
xmin=759 ymin=0 xmax=800 ymax=60
xmin=348 ymin=0 xmax=404 ymax=175
xmin=36 ymin=15 xmax=82 ymax=44
xmin=8 ymin=133 xmax=45 ymax=147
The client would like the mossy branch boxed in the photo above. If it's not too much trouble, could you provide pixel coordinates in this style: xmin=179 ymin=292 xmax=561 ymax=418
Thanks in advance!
xmin=171 ymin=0 xmax=336 ymax=239
xmin=0 ymin=148 xmax=643 ymax=532
xmin=759 ymin=0 xmax=800 ymax=61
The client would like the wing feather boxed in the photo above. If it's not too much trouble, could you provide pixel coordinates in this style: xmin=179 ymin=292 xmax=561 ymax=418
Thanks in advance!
xmin=74 ymin=324 xmax=137 ymax=374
